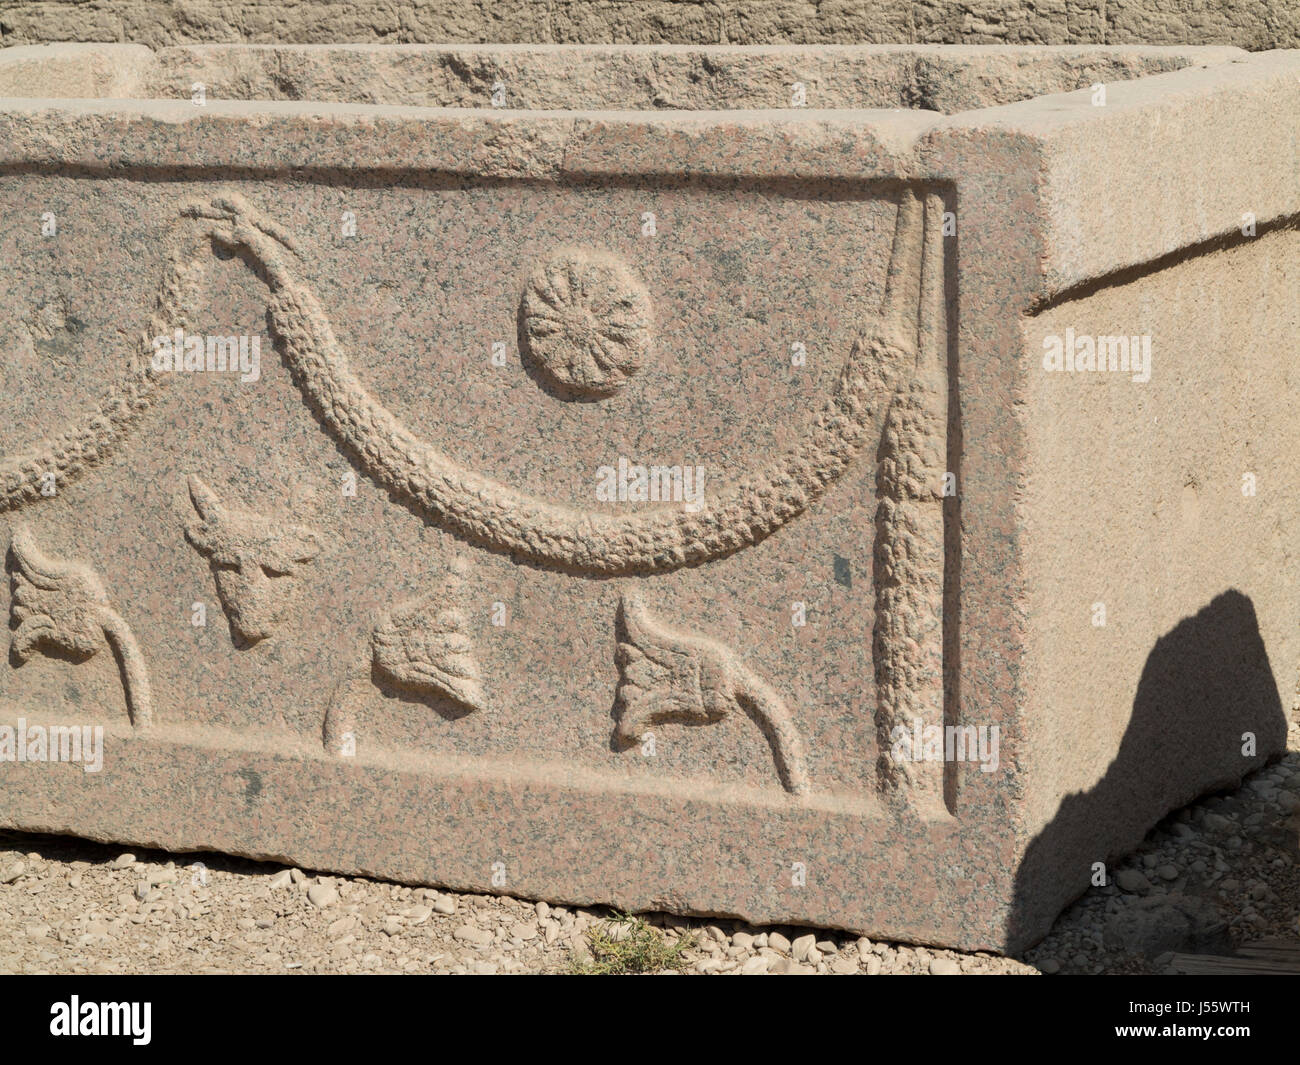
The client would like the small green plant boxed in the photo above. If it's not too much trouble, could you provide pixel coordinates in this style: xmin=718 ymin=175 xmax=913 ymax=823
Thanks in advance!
xmin=570 ymin=912 xmax=694 ymax=975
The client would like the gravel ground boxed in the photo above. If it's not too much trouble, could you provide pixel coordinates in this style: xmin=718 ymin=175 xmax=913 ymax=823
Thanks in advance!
xmin=3 ymin=720 xmax=1296 ymax=975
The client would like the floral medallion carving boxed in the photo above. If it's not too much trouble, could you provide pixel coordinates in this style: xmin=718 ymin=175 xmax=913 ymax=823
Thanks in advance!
xmin=520 ymin=245 xmax=653 ymax=397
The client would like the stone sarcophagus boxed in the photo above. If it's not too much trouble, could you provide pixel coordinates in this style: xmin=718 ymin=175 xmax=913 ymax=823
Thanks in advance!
xmin=0 ymin=43 xmax=1297 ymax=951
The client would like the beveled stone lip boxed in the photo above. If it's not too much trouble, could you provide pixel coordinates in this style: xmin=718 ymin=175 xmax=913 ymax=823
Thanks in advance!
xmin=4 ymin=46 xmax=1299 ymax=297
xmin=0 ymin=723 xmax=971 ymax=947
xmin=0 ymin=40 xmax=1248 ymax=117
xmin=0 ymin=99 xmax=936 ymax=179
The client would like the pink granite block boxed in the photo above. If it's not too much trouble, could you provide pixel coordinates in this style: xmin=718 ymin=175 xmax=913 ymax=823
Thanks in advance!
xmin=0 ymin=44 xmax=1295 ymax=950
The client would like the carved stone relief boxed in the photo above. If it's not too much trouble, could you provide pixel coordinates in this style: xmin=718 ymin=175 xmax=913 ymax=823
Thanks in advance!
xmin=519 ymin=245 xmax=653 ymax=397
xmin=182 ymin=475 xmax=321 ymax=645
xmin=614 ymin=593 xmax=811 ymax=795
xmin=0 ymin=190 xmax=942 ymax=584
xmin=324 ymin=560 xmax=485 ymax=756
xmin=1 ymin=186 xmax=948 ymax=803
xmin=7 ymin=525 xmax=153 ymax=728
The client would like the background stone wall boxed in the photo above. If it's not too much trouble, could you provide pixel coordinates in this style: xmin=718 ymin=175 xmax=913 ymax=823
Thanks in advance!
xmin=0 ymin=0 xmax=1295 ymax=51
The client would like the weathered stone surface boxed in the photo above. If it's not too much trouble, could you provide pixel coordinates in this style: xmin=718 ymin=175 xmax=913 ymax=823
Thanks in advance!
xmin=0 ymin=44 xmax=1296 ymax=952
xmin=0 ymin=41 xmax=1247 ymax=115
xmin=0 ymin=1 xmax=1297 ymax=51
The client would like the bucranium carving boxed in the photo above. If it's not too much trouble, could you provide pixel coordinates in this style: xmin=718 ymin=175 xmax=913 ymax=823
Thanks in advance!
xmin=183 ymin=475 xmax=321 ymax=645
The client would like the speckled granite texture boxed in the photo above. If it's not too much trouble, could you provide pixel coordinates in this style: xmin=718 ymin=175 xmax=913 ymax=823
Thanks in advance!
xmin=0 ymin=0 xmax=1297 ymax=51
xmin=0 ymin=44 xmax=1297 ymax=951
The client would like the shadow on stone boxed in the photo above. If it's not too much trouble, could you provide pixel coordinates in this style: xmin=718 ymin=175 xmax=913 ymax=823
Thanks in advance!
xmin=1007 ymin=589 xmax=1291 ymax=953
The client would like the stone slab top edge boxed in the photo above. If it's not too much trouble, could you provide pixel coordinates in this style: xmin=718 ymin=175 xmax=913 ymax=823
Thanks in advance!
xmin=0 ymin=40 xmax=1250 ymax=118
xmin=2 ymin=49 xmax=1297 ymax=299
xmin=0 ymin=48 xmax=1285 ymax=169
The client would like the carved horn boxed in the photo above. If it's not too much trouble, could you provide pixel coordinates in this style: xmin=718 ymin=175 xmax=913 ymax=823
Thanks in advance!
xmin=186 ymin=475 xmax=225 ymax=523
xmin=617 ymin=593 xmax=650 ymax=643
